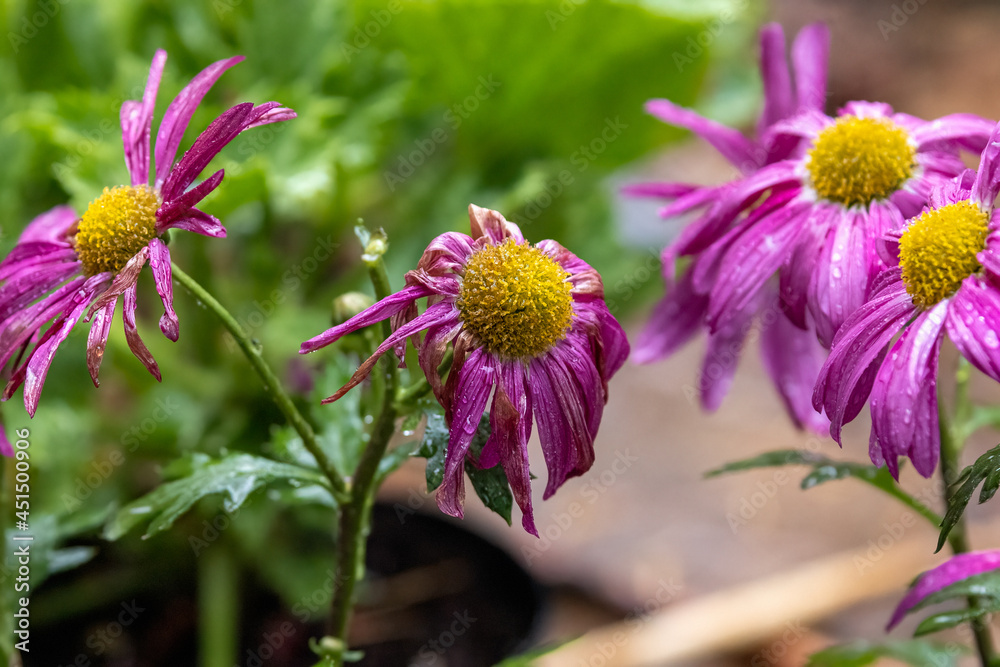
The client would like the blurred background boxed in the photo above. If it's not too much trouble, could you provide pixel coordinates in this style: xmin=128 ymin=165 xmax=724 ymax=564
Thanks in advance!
xmin=2 ymin=0 xmax=1000 ymax=665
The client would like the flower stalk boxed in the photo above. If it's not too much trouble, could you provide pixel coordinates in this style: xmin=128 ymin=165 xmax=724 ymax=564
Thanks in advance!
xmin=170 ymin=263 xmax=349 ymax=503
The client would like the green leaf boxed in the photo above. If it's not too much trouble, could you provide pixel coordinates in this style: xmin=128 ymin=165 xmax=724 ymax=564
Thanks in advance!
xmin=103 ymin=453 xmax=331 ymax=540
xmin=938 ymin=444 xmax=1000 ymax=551
xmin=707 ymin=449 xmax=896 ymax=493
xmin=807 ymin=640 xmax=964 ymax=667
xmin=705 ymin=450 xmax=826 ymax=476
xmin=376 ymin=441 xmax=419 ymax=484
xmin=914 ymin=606 xmax=1000 ymax=636
xmin=415 ymin=406 xmax=513 ymax=524
xmin=492 ymin=637 xmax=578 ymax=666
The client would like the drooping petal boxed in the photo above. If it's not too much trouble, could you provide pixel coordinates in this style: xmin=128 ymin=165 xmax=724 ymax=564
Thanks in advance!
xmin=791 ymin=23 xmax=829 ymax=113
xmin=88 ymin=247 xmax=149 ymax=315
xmin=809 ymin=207 xmax=873 ymax=348
xmin=910 ymin=113 xmax=996 ymax=154
xmin=946 ymin=277 xmax=1000 ymax=384
xmin=759 ymin=304 xmax=829 ymax=433
xmin=621 ymin=182 xmax=700 ymax=199
xmin=0 ymin=277 xmax=87 ymax=369
xmin=147 ymin=238 xmax=178 ymax=341
xmin=436 ymin=347 xmax=495 ymax=519
xmin=300 ymin=284 xmax=432 ymax=354
xmin=122 ymin=283 xmax=161 ymax=381
xmin=645 ymin=98 xmax=759 ymax=170
xmin=319 ymin=300 xmax=456 ymax=404
xmin=0 ymin=415 xmax=11 ymax=458
xmin=485 ymin=360 xmax=535 ymax=535
xmin=701 ymin=290 xmax=762 ymax=411
xmin=121 ymin=50 xmax=166 ymax=187
xmin=887 ymin=551 xmax=1000 ymax=631
xmin=631 ymin=268 xmax=707 ymax=364
xmin=813 ymin=268 xmax=916 ymax=444
xmin=415 ymin=231 xmax=476 ymax=275
xmin=417 ymin=313 xmax=464 ymax=406
xmin=154 ymin=55 xmax=245 ymax=188
xmin=19 ymin=274 xmax=107 ymax=416
xmin=589 ymin=300 xmax=629 ymax=379
xmin=779 ymin=202 xmax=836 ymax=329
xmin=706 ymin=197 xmax=812 ymax=330
xmin=86 ymin=297 xmax=117 ymax=387
xmin=0 ymin=260 xmax=79 ymax=323
xmin=869 ymin=302 xmax=946 ymax=478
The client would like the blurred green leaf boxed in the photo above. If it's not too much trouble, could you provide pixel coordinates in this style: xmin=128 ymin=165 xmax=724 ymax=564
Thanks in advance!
xmin=104 ymin=453 xmax=331 ymax=540
xmin=807 ymin=640 xmax=964 ymax=667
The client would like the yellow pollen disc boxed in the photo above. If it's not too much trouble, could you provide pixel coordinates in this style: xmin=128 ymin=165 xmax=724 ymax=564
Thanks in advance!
xmin=75 ymin=185 xmax=160 ymax=276
xmin=899 ymin=201 xmax=989 ymax=309
xmin=457 ymin=239 xmax=574 ymax=359
xmin=806 ymin=115 xmax=916 ymax=208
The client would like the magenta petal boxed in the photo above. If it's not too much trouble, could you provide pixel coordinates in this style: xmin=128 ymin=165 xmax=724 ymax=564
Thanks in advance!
xmin=122 ymin=283 xmax=161 ymax=381
xmin=437 ymin=348 xmax=495 ymax=519
xmin=300 ymin=284 xmax=431 ymax=353
xmin=0 ymin=277 xmax=87 ymax=369
xmin=0 ymin=417 xmax=11 ymax=458
xmin=791 ymin=23 xmax=829 ymax=113
xmin=706 ymin=198 xmax=811 ymax=330
xmin=530 ymin=349 xmax=597 ymax=500
xmin=320 ymin=300 xmax=455 ymax=404
xmin=18 ymin=205 xmax=78 ymax=244
xmin=779 ymin=203 xmax=835 ymax=329
xmin=645 ymin=98 xmax=758 ymax=169
xmin=122 ymin=50 xmax=166 ymax=187
xmin=911 ymin=113 xmax=996 ymax=154
xmin=0 ymin=260 xmax=79 ymax=322
xmin=633 ymin=269 xmax=707 ymax=364
xmin=161 ymin=102 xmax=285 ymax=202
xmin=86 ymin=297 xmax=117 ymax=387
xmin=760 ymin=306 xmax=829 ymax=433
xmin=869 ymin=302 xmax=946 ymax=478
xmin=156 ymin=169 xmax=224 ymax=230
xmin=486 ymin=361 xmax=536 ymax=535
xmin=887 ymin=551 xmax=1000 ymax=630
xmin=22 ymin=275 xmax=105 ymax=416
xmin=0 ymin=244 xmax=76 ymax=282
xmin=702 ymin=294 xmax=758 ymax=410
xmin=591 ymin=300 xmax=629 ymax=379
xmin=971 ymin=121 xmax=1000 ymax=209
xmin=979 ymin=232 xmax=1000 ymax=284
xmin=621 ymin=182 xmax=699 ymax=199
xmin=160 ymin=207 xmax=227 ymax=238
xmin=809 ymin=208 xmax=873 ymax=348
xmin=147 ymin=238 xmax=178 ymax=341
xmin=154 ymin=55 xmax=244 ymax=188
xmin=758 ymin=23 xmax=793 ymax=134
xmin=946 ymin=277 xmax=1000 ymax=384
xmin=812 ymin=269 xmax=916 ymax=443
xmin=416 ymin=231 xmax=476 ymax=275
xmin=468 ymin=204 xmax=521 ymax=245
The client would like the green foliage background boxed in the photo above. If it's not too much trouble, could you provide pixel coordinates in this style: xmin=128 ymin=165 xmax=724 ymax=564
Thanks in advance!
xmin=0 ymin=0 xmax=761 ymax=657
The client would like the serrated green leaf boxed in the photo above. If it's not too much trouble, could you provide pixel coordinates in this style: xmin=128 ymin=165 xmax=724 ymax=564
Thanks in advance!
xmin=103 ymin=453 xmax=331 ymax=540
xmin=417 ymin=409 xmax=450 ymax=492
xmin=807 ymin=640 xmax=963 ymax=667
xmin=938 ymin=444 xmax=1000 ymax=551
xmin=415 ymin=406 xmax=513 ymax=523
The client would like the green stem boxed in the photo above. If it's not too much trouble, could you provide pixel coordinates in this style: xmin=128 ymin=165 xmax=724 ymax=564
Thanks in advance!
xmin=171 ymin=263 xmax=348 ymax=504
xmin=877 ymin=481 xmax=942 ymax=529
xmin=326 ymin=253 xmax=399 ymax=664
xmin=939 ymin=400 xmax=996 ymax=665
xmin=199 ymin=545 xmax=239 ymax=667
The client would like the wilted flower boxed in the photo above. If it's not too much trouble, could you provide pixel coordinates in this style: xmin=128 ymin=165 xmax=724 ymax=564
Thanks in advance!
xmin=627 ymin=23 xmax=831 ymax=430
xmin=0 ymin=50 xmax=294 ymax=419
xmin=300 ymin=205 xmax=629 ymax=535
xmin=815 ymin=121 xmax=1000 ymax=477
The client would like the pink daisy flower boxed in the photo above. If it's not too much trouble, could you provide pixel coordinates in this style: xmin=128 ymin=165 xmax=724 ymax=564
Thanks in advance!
xmin=300 ymin=205 xmax=629 ymax=535
xmin=627 ymin=23 xmax=831 ymax=430
xmin=814 ymin=121 xmax=1000 ymax=477
xmin=0 ymin=50 xmax=295 ymax=418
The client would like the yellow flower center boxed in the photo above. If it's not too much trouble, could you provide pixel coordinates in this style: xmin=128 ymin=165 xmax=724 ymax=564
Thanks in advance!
xmin=74 ymin=185 xmax=160 ymax=276
xmin=899 ymin=201 xmax=989 ymax=309
xmin=805 ymin=116 xmax=916 ymax=208
xmin=457 ymin=239 xmax=574 ymax=359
